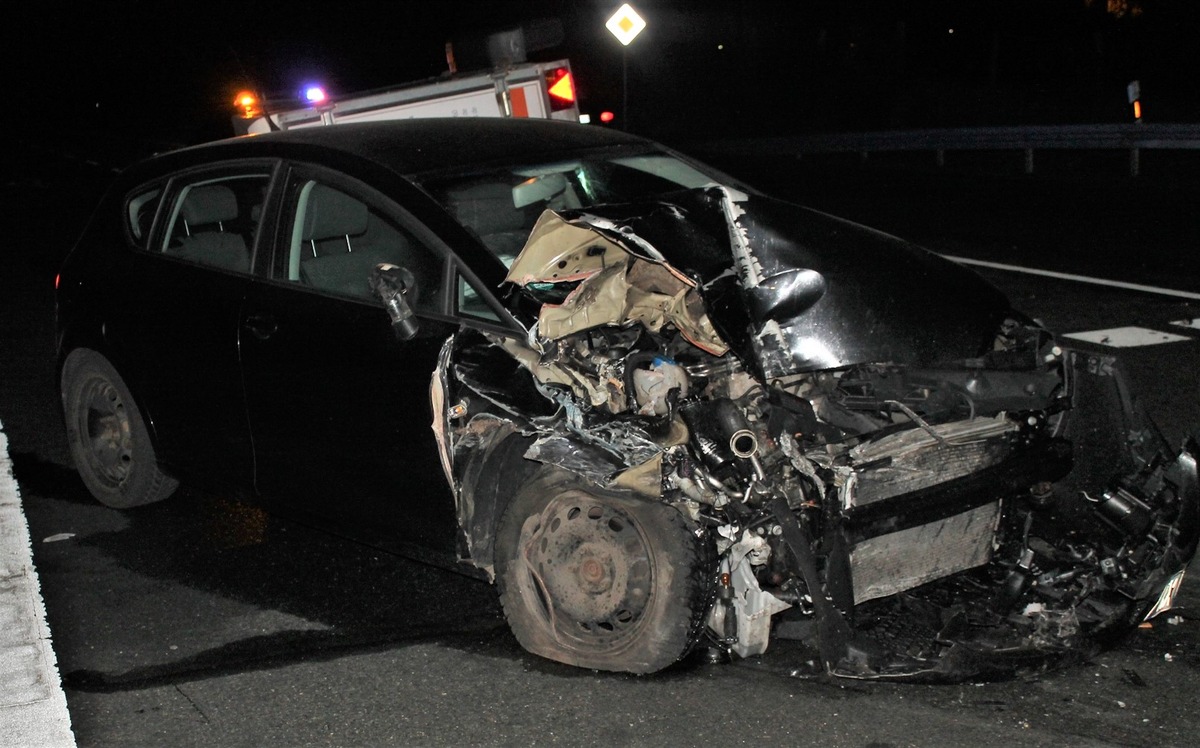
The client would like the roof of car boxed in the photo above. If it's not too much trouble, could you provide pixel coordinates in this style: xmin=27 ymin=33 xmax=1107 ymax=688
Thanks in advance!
xmin=166 ymin=118 xmax=655 ymax=177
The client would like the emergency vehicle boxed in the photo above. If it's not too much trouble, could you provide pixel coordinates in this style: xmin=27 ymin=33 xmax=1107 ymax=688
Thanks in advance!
xmin=232 ymin=58 xmax=579 ymax=135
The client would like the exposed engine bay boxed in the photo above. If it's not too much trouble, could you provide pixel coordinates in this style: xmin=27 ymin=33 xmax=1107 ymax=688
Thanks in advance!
xmin=414 ymin=186 xmax=1199 ymax=680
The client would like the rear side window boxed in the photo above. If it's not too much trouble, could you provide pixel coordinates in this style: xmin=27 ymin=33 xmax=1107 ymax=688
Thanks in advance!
xmin=159 ymin=172 xmax=271 ymax=274
xmin=125 ymin=187 xmax=162 ymax=248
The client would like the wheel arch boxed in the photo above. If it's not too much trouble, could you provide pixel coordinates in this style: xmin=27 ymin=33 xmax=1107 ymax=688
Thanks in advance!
xmin=457 ymin=430 xmax=671 ymax=578
xmin=455 ymin=429 xmax=540 ymax=578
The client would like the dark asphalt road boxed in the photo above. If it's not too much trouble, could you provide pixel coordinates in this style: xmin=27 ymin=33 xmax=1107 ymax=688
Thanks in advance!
xmin=3 ymin=143 xmax=1200 ymax=746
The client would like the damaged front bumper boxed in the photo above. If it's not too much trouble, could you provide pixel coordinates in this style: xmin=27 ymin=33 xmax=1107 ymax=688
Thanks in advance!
xmin=747 ymin=352 xmax=1200 ymax=681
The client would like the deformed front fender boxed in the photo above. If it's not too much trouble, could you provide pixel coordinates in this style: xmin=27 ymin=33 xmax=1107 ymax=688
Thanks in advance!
xmin=1167 ymin=430 xmax=1200 ymax=552
xmin=1141 ymin=429 xmax=1200 ymax=615
xmin=1056 ymin=350 xmax=1200 ymax=606
xmin=453 ymin=423 xmax=539 ymax=579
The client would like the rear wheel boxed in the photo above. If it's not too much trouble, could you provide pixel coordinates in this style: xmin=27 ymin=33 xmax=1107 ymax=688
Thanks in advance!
xmin=61 ymin=350 xmax=178 ymax=508
xmin=495 ymin=468 xmax=711 ymax=674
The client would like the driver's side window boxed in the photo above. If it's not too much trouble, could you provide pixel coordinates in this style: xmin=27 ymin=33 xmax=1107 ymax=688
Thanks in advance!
xmin=280 ymin=176 xmax=443 ymax=313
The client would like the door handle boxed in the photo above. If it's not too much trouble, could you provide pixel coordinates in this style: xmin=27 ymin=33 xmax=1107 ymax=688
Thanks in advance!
xmin=243 ymin=312 xmax=279 ymax=340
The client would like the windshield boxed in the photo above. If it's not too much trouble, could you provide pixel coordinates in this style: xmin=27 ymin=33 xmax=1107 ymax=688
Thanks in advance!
xmin=418 ymin=151 xmax=721 ymax=266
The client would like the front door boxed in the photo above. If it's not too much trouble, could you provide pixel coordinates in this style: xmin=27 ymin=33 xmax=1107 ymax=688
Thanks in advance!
xmin=239 ymin=168 xmax=460 ymax=553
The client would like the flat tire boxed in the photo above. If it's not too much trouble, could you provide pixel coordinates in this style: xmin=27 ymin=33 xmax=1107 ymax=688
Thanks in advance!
xmin=495 ymin=468 xmax=710 ymax=674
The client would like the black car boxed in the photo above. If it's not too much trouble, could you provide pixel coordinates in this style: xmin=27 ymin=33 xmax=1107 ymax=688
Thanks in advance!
xmin=57 ymin=119 xmax=1199 ymax=680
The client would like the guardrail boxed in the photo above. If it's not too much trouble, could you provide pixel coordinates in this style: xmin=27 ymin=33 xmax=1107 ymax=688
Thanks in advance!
xmin=706 ymin=124 xmax=1200 ymax=177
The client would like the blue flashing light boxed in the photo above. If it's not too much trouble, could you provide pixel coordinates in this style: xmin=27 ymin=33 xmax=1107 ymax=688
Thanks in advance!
xmin=304 ymin=86 xmax=327 ymax=104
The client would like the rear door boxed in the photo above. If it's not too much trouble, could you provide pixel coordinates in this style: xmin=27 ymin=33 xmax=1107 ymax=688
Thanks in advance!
xmin=108 ymin=163 xmax=276 ymax=489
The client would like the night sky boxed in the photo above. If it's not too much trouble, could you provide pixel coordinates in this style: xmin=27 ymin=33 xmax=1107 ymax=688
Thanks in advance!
xmin=14 ymin=1 xmax=1200 ymax=159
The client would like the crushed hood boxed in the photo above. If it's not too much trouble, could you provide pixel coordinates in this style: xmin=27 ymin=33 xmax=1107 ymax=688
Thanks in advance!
xmin=506 ymin=186 xmax=1013 ymax=378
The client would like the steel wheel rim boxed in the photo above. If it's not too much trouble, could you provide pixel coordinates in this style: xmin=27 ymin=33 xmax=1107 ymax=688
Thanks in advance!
xmin=77 ymin=376 xmax=134 ymax=489
xmin=520 ymin=493 xmax=654 ymax=649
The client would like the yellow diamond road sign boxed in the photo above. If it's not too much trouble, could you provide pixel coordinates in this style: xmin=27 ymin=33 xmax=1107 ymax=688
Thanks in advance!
xmin=606 ymin=4 xmax=646 ymax=46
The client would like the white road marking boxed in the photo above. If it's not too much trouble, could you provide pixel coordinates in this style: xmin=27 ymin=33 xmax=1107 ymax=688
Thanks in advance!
xmin=940 ymin=255 xmax=1200 ymax=301
xmin=1061 ymin=326 xmax=1191 ymax=348
xmin=1170 ymin=318 xmax=1200 ymax=330
xmin=0 ymin=423 xmax=75 ymax=747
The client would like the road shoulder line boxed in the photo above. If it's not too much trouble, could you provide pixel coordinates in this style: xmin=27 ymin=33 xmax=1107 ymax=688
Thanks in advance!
xmin=941 ymin=255 xmax=1200 ymax=301
xmin=0 ymin=422 xmax=76 ymax=747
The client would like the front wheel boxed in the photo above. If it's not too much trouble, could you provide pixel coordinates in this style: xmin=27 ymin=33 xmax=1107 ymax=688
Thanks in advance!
xmin=495 ymin=468 xmax=711 ymax=674
xmin=61 ymin=349 xmax=179 ymax=508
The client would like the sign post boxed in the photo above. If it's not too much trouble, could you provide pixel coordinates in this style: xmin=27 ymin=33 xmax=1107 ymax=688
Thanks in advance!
xmin=606 ymin=4 xmax=647 ymax=130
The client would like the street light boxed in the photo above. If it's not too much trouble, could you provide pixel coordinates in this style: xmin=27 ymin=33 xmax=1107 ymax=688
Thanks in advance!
xmin=606 ymin=3 xmax=646 ymax=130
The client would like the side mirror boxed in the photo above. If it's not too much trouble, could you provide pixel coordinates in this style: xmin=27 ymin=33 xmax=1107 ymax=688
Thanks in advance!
xmin=369 ymin=263 xmax=420 ymax=340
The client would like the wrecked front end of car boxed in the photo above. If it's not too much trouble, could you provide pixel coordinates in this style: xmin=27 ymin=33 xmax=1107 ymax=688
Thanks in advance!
xmin=430 ymin=186 xmax=1200 ymax=680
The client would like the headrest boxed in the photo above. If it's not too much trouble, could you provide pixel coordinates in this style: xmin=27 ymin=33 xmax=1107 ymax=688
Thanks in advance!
xmin=303 ymin=184 xmax=369 ymax=241
xmin=181 ymin=184 xmax=239 ymax=225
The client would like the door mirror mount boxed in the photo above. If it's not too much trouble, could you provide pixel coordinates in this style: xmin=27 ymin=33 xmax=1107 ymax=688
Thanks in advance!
xmin=369 ymin=263 xmax=420 ymax=340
